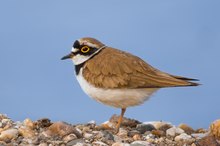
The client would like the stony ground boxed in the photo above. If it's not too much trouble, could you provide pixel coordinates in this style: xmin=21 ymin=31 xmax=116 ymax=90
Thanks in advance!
xmin=0 ymin=114 xmax=220 ymax=146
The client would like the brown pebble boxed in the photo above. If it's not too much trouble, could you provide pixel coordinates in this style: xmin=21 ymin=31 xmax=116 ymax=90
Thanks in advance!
xmin=109 ymin=114 xmax=141 ymax=128
xmin=151 ymin=129 xmax=166 ymax=137
xmin=210 ymin=119 xmax=220 ymax=141
xmin=23 ymin=118 xmax=35 ymax=130
xmin=195 ymin=128 xmax=207 ymax=133
xmin=178 ymin=123 xmax=195 ymax=135
xmin=34 ymin=118 xmax=52 ymax=129
xmin=196 ymin=135 xmax=220 ymax=146
xmin=98 ymin=121 xmax=115 ymax=131
xmin=117 ymin=128 xmax=128 ymax=138
xmin=43 ymin=122 xmax=82 ymax=138
xmin=158 ymin=123 xmax=172 ymax=132
xmin=63 ymin=134 xmax=77 ymax=142
xmin=0 ymin=128 xmax=18 ymax=142
xmin=133 ymin=134 xmax=141 ymax=140
xmin=19 ymin=127 xmax=36 ymax=138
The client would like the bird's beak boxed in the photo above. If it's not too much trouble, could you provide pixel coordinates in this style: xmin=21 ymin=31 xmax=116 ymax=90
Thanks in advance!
xmin=61 ymin=53 xmax=74 ymax=60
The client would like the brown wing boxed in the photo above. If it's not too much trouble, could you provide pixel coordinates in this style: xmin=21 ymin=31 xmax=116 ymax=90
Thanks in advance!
xmin=83 ymin=47 xmax=199 ymax=89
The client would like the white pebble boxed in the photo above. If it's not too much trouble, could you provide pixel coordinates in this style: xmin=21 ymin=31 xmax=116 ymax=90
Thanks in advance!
xmin=131 ymin=140 xmax=154 ymax=145
xmin=88 ymin=120 xmax=96 ymax=124
xmin=166 ymin=127 xmax=184 ymax=137
xmin=112 ymin=142 xmax=130 ymax=146
xmin=92 ymin=141 xmax=108 ymax=146
xmin=117 ymin=128 xmax=128 ymax=138
xmin=84 ymin=133 xmax=93 ymax=139
xmin=144 ymin=121 xmax=172 ymax=129
xmin=0 ymin=128 xmax=18 ymax=141
xmin=174 ymin=133 xmax=192 ymax=141
xmin=63 ymin=133 xmax=77 ymax=142
xmin=191 ymin=132 xmax=209 ymax=139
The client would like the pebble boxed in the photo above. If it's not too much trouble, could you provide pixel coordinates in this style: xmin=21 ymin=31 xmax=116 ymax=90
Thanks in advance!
xmin=158 ymin=123 xmax=172 ymax=132
xmin=66 ymin=139 xmax=84 ymax=146
xmin=144 ymin=133 xmax=155 ymax=140
xmin=0 ymin=113 xmax=220 ymax=146
xmin=166 ymin=126 xmax=184 ymax=137
xmin=136 ymin=124 xmax=155 ymax=134
xmin=133 ymin=134 xmax=141 ymax=140
xmin=0 ymin=128 xmax=18 ymax=142
xmin=1 ymin=119 xmax=12 ymax=126
xmin=92 ymin=141 xmax=108 ymax=146
xmin=195 ymin=128 xmax=207 ymax=133
xmin=178 ymin=123 xmax=195 ymax=135
xmin=39 ymin=143 xmax=48 ymax=146
xmin=174 ymin=133 xmax=192 ymax=141
xmin=101 ymin=130 xmax=114 ymax=141
xmin=74 ymin=143 xmax=91 ymax=146
xmin=34 ymin=118 xmax=52 ymax=129
xmin=144 ymin=121 xmax=172 ymax=130
xmin=151 ymin=129 xmax=165 ymax=137
xmin=196 ymin=135 xmax=220 ymax=146
xmin=63 ymin=133 xmax=77 ymax=142
xmin=18 ymin=127 xmax=36 ymax=138
xmin=84 ymin=132 xmax=93 ymax=139
xmin=131 ymin=140 xmax=155 ymax=146
xmin=210 ymin=119 xmax=220 ymax=141
xmin=191 ymin=132 xmax=209 ymax=139
xmin=114 ymin=135 xmax=123 ymax=143
xmin=100 ymin=121 xmax=115 ymax=130
xmin=82 ymin=126 xmax=91 ymax=133
xmin=128 ymin=130 xmax=140 ymax=137
xmin=42 ymin=121 xmax=81 ymax=138
xmin=23 ymin=118 xmax=35 ymax=129
xmin=117 ymin=128 xmax=128 ymax=138
xmin=112 ymin=142 xmax=130 ymax=146
xmin=88 ymin=120 xmax=96 ymax=125
xmin=109 ymin=115 xmax=141 ymax=128
xmin=0 ymin=118 xmax=13 ymax=133
xmin=75 ymin=127 xmax=83 ymax=135
xmin=0 ymin=114 xmax=8 ymax=120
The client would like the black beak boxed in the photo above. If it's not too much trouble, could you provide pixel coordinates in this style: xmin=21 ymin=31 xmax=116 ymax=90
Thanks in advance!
xmin=61 ymin=53 xmax=73 ymax=60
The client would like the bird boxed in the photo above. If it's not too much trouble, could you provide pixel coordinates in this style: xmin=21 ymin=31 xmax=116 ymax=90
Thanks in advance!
xmin=61 ymin=37 xmax=199 ymax=133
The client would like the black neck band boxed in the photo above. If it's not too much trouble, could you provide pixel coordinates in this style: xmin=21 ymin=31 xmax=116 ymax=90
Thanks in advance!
xmin=75 ymin=62 xmax=85 ymax=75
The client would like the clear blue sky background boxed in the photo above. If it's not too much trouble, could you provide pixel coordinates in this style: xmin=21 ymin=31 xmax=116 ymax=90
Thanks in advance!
xmin=0 ymin=1 xmax=219 ymax=129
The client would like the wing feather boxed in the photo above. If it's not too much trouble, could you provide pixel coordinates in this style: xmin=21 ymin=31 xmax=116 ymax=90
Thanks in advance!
xmin=83 ymin=47 xmax=199 ymax=89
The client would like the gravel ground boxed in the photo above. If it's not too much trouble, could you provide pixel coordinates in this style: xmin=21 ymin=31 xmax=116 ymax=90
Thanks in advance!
xmin=0 ymin=114 xmax=219 ymax=146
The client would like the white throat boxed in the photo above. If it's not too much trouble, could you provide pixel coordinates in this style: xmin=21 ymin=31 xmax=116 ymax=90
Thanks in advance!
xmin=71 ymin=54 xmax=90 ymax=65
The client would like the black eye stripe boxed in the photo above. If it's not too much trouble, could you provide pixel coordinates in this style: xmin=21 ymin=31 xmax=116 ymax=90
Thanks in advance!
xmin=72 ymin=47 xmax=98 ymax=56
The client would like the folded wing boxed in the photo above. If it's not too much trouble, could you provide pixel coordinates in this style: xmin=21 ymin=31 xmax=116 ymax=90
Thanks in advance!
xmin=83 ymin=47 xmax=199 ymax=89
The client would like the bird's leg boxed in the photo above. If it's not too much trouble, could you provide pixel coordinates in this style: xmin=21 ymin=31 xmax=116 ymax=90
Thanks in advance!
xmin=116 ymin=108 xmax=126 ymax=133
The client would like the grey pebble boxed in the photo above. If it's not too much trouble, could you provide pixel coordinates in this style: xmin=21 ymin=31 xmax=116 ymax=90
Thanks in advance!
xmin=66 ymin=138 xmax=84 ymax=146
xmin=136 ymin=124 xmax=156 ymax=134
xmin=101 ymin=130 xmax=114 ymax=141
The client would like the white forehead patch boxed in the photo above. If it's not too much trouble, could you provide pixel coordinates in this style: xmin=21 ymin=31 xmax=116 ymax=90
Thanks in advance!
xmin=71 ymin=47 xmax=79 ymax=53
xmin=78 ymin=39 xmax=99 ymax=48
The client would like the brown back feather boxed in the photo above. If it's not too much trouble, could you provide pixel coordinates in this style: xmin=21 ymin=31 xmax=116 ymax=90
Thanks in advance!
xmin=83 ymin=47 xmax=199 ymax=89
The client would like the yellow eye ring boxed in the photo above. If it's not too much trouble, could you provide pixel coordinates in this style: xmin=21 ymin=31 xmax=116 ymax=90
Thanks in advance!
xmin=81 ymin=46 xmax=90 ymax=53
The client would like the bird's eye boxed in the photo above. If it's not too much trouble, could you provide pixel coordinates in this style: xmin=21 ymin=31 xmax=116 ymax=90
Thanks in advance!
xmin=81 ymin=46 xmax=90 ymax=53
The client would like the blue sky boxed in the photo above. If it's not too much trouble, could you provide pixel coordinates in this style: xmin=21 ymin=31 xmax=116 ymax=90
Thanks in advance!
xmin=0 ymin=0 xmax=219 ymax=128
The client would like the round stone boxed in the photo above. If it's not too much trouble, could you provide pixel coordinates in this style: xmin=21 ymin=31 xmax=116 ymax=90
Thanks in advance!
xmin=136 ymin=124 xmax=156 ymax=134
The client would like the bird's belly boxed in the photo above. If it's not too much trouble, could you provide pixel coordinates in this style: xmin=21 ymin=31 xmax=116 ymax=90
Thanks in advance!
xmin=76 ymin=71 xmax=158 ymax=108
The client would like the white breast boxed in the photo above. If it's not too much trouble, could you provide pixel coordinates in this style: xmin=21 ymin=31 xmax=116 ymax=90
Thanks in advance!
xmin=76 ymin=68 xmax=158 ymax=108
